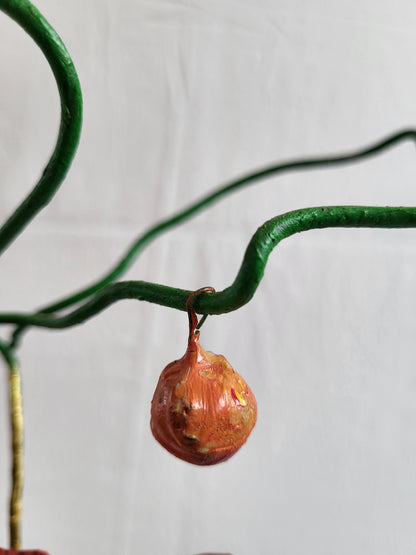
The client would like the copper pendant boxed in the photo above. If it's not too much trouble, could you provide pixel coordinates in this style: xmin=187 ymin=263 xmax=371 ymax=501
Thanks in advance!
xmin=150 ymin=289 xmax=257 ymax=465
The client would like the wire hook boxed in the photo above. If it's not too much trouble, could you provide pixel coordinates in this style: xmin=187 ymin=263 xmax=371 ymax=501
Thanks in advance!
xmin=186 ymin=287 xmax=215 ymax=340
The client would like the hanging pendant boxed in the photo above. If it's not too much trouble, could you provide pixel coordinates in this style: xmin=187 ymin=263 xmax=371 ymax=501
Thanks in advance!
xmin=150 ymin=288 xmax=257 ymax=465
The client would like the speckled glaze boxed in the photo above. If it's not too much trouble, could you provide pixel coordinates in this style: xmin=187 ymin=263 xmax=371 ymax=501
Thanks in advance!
xmin=151 ymin=292 xmax=257 ymax=465
xmin=151 ymin=333 xmax=257 ymax=465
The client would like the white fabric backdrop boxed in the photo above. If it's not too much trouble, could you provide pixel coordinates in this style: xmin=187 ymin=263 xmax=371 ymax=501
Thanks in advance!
xmin=1 ymin=1 xmax=416 ymax=554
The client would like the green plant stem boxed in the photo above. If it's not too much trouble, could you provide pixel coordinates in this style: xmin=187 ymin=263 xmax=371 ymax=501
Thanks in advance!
xmin=0 ymin=0 xmax=82 ymax=255
xmin=25 ymin=128 xmax=416 ymax=315
xmin=1 ymin=204 xmax=416 ymax=332
xmin=9 ymin=128 xmax=416 ymax=348
xmin=0 ymin=339 xmax=23 ymax=549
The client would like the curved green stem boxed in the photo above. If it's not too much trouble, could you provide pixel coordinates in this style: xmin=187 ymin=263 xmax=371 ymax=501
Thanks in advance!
xmin=0 ymin=0 xmax=82 ymax=255
xmin=1 ymin=2 xmax=415 ymax=347
xmin=28 ymin=128 xmax=416 ymax=315
xmin=9 ymin=128 xmax=416 ymax=348
xmin=5 ymin=129 xmax=416 ymax=347
xmin=0 ymin=339 xmax=23 ymax=549
xmin=2 ymin=205 xmax=416 ymax=331
xmin=0 ymin=338 xmax=17 ymax=368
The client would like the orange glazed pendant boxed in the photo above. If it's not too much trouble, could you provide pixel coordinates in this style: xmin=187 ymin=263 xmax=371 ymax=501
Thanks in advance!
xmin=150 ymin=289 xmax=257 ymax=465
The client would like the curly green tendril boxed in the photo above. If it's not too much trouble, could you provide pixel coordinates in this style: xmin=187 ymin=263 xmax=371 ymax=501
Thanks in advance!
xmin=1 ymin=204 xmax=416 ymax=334
xmin=0 ymin=0 xmax=415 ymax=339
xmin=0 ymin=0 xmax=82 ymax=256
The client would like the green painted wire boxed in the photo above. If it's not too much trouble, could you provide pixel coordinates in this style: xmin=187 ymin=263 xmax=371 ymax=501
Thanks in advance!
xmin=24 ymin=128 xmax=416 ymax=316
xmin=0 ymin=337 xmax=18 ymax=368
xmin=9 ymin=129 xmax=416 ymax=347
xmin=1 ymin=205 xmax=416 ymax=331
xmin=0 ymin=0 xmax=82 ymax=255
xmin=1 ymin=1 xmax=416 ymax=345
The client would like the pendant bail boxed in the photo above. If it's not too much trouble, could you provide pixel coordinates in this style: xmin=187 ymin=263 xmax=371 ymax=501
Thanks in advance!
xmin=186 ymin=287 xmax=215 ymax=341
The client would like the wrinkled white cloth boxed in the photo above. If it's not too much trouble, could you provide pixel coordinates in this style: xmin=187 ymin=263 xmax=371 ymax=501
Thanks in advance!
xmin=0 ymin=0 xmax=416 ymax=554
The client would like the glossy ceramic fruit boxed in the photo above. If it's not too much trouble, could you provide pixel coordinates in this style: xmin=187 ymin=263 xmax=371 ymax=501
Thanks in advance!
xmin=150 ymin=290 xmax=257 ymax=465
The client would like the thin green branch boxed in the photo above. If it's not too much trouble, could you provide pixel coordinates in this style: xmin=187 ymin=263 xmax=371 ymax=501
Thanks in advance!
xmin=27 ymin=128 xmax=416 ymax=316
xmin=0 ymin=0 xmax=82 ymax=255
xmin=0 ymin=338 xmax=17 ymax=368
xmin=1 ymin=1 xmax=416 ymax=348
xmin=8 ymin=128 xmax=416 ymax=349
xmin=1 ymin=205 xmax=416 ymax=332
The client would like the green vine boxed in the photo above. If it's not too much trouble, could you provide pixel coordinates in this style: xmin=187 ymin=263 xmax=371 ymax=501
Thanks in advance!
xmin=0 ymin=0 xmax=415 ymax=344
xmin=0 ymin=0 xmax=415 ymax=549
xmin=0 ymin=0 xmax=82 ymax=256
xmin=1 ymin=205 xmax=416 ymax=335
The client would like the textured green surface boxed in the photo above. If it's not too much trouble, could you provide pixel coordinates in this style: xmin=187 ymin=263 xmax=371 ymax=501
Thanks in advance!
xmin=31 ymin=128 xmax=416 ymax=316
xmin=0 ymin=0 xmax=415 ymax=344
xmin=0 ymin=0 xmax=82 ymax=255
xmin=1 ymin=204 xmax=416 ymax=331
